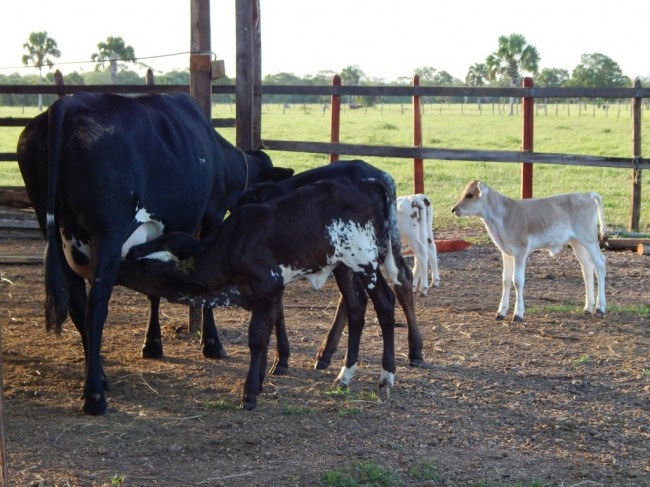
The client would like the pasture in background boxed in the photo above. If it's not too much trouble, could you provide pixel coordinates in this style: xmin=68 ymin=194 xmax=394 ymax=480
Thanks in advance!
xmin=1 ymin=102 xmax=648 ymax=231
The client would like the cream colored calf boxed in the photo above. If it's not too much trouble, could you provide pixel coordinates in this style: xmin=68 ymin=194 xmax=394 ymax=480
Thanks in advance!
xmin=397 ymin=194 xmax=440 ymax=296
xmin=451 ymin=180 xmax=607 ymax=321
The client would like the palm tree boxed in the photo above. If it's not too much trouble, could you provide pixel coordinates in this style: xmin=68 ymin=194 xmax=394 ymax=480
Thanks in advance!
xmin=466 ymin=63 xmax=488 ymax=109
xmin=485 ymin=34 xmax=539 ymax=115
xmin=22 ymin=31 xmax=61 ymax=110
xmin=91 ymin=36 xmax=136 ymax=84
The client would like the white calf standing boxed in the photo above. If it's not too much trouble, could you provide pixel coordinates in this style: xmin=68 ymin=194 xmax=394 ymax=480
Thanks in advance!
xmin=451 ymin=180 xmax=607 ymax=322
xmin=397 ymin=194 xmax=440 ymax=296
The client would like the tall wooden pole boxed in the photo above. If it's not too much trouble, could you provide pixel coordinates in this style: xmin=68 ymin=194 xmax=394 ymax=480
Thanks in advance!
xmin=630 ymin=78 xmax=642 ymax=232
xmin=330 ymin=75 xmax=341 ymax=162
xmin=188 ymin=0 xmax=212 ymax=332
xmin=190 ymin=0 xmax=212 ymax=118
xmin=521 ymin=77 xmax=534 ymax=199
xmin=236 ymin=0 xmax=261 ymax=150
xmin=412 ymin=75 xmax=424 ymax=194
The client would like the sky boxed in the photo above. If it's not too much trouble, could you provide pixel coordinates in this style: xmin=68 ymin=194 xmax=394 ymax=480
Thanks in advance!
xmin=2 ymin=0 xmax=649 ymax=82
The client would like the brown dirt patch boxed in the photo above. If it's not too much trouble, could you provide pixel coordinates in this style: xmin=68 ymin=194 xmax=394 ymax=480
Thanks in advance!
xmin=1 ymin=229 xmax=648 ymax=487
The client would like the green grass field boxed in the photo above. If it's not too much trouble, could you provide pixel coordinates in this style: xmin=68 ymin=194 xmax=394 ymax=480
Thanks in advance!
xmin=1 ymin=102 xmax=648 ymax=232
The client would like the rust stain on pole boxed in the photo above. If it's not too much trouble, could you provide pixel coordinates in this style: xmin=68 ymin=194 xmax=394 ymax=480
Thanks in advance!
xmin=330 ymin=75 xmax=341 ymax=162
xmin=521 ymin=77 xmax=534 ymax=199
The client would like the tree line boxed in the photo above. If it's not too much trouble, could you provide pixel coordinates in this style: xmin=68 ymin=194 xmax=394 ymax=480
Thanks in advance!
xmin=2 ymin=31 xmax=643 ymax=108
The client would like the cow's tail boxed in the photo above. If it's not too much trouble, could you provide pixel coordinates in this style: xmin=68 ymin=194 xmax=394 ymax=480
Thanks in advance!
xmin=591 ymin=192 xmax=608 ymax=243
xmin=44 ymin=102 xmax=69 ymax=333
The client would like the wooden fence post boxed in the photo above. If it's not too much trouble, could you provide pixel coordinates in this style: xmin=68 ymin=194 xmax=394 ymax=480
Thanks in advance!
xmin=189 ymin=0 xmax=212 ymax=332
xmin=630 ymin=78 xmax=642 ymax=232
xmin=412 ymin=75 xmax=424 ymax=194
xmin=236 ymin=0 xmax=256 ymax=151
xmin=330 ymin=75 xmax=341 ymax=162
xmin=521 ymin=77 xmax=534 ymax=199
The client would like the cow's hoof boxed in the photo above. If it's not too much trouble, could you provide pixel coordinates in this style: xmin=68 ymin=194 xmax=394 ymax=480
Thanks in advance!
xmin=202 ymin=343 xmax=228 ymax=359
xmin=141 ymin=339 xmax=163 ymax=359
xmin=512 ymin=315 xmax=524 ymax=323
xmin=495 ymin=314 xmax=506 ymax=321
xmin=594 ymin=309 xmax=605 ymax=318
xmin=82 ymin=394 xmax=108 ymax=416
xmin=270 ymin=363 xmax=289 ymax=375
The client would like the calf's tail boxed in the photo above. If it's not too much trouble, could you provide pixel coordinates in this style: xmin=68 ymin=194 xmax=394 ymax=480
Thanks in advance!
xmin=590 ymin=192 xmax=608 ymax=242
xmin=44 ymin=102 xmax=70 ymax=333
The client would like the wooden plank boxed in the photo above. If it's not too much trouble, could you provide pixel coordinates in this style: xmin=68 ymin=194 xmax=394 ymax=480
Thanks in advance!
xmin=0 ymin=219 xmax=38 ymax=229
xmin=602 ymin=238 xmax=650 ymax=251
xmin=0 ymin=254 xmax=42 ymax=265
xmin=0 ymin=187 xmax=31 ymax=208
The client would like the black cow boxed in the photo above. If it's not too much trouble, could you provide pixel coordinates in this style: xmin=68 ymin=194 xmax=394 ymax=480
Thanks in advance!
xmin=127 ymin=178 xmax=400 ymax=410
xmin=16 ymin=92 xmax=292 ymax=415
xmin=235 ymin=160 xmax=424 ymax=371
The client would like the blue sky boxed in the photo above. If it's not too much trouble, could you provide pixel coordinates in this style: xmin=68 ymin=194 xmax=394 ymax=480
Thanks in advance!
xmin=2 ymin=0 xmax=648 ymax=82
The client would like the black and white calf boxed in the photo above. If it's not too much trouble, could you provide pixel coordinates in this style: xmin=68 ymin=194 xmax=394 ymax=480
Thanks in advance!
xmin=236 ymin=159 xmax=424 ymax=370
xmin=128 ymin=178 xmax=401 ymax=410
xmin=452 ymin=180 xmax=607 ymax=321
xmin=396 ymin=193 xmax=440 ymax=295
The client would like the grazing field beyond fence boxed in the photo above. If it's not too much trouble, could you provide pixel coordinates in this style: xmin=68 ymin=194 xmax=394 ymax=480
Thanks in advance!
xmin=1 ymin=102 xmax=648 ymax=232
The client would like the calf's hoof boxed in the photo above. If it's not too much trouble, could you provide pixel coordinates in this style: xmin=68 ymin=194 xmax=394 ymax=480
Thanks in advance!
xmin=82 ymin=393 xmax=108 ymax=416
xmin=314 ymin=359 xmax=331 ymax=370
xmin=512 ymin=315 xmax=524 ymax=323
xmin=141 ymin=339 xmax=163 ymax=359
xmin=594 ymin=308 xmax=605 ymax=318
xmin=270 ymin=362 xmax=289 ymax=375
xmin=495 ymin=314 xmax=506 ymax=321
xmin=240 ymin=400 xmax=257 ymax=411
xmin=202 ymin=340 xmax=228 ymax=359
xmin=408 ymin=359 xmax=434 ymax=369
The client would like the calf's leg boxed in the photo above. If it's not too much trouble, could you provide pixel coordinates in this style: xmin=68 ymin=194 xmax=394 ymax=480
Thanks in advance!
xmin=497 ymin=253 xmax=515 ymax=320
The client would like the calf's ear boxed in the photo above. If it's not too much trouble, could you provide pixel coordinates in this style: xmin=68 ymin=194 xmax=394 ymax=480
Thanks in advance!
xmin=477 ymin=181 xmax=488 ymax=198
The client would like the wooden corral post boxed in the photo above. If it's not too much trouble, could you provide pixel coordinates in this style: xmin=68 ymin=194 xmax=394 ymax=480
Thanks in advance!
xmin=412 ymin=75 xmax=424 ymax=194
xmin=0 ymin=319 xmax=7 ymax=486
xmin=521 ymin=77 xmax=534 ymax=199
xmin=236 ymin=0 xmax=262 ymax=151
xmin=145 ymin=68 xmax=155 ymax=86
xmin=0 ymin=312 xmax=9 ymax=487
xmin=330 ymin=75 xmax=341 ymax=162
xmin=188 ymin=0 xmax=213 ymax=332
xmin=630 ymin=78 xmax=642 ymax=232
xmin=190 ymin=0 xmax=213 ymax=117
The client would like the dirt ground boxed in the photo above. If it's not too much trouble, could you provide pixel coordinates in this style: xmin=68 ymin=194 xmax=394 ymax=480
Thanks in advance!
xmin=0 ymin=226 xmax=648 ymax=487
